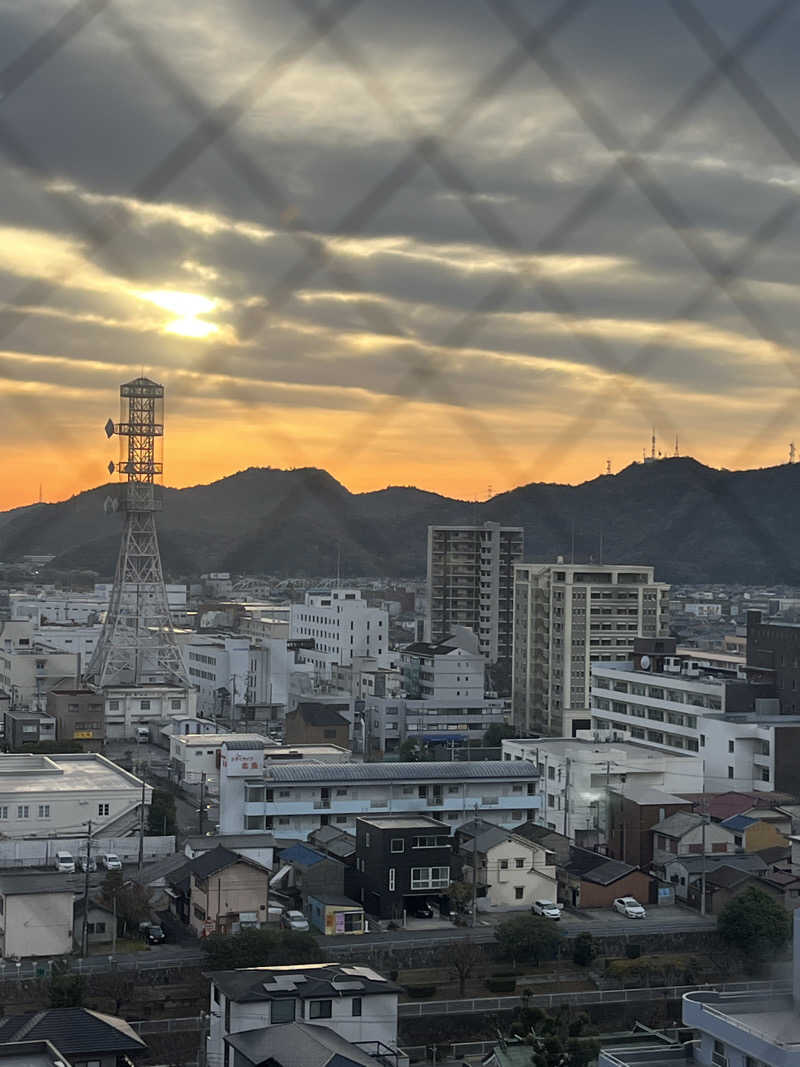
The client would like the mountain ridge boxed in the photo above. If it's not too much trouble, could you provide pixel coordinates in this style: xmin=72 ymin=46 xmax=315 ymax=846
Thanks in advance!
xmin=2 ymin=458 xmax=800 ymax=583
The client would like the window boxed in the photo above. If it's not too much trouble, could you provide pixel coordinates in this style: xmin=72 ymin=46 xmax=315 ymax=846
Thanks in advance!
xmin=37 ymin=804 xmax=50 ymax=818
xmin=95 ymin=922 xmax=106 ymax=934
xmin=309 ymin=1000 xmax=332 ymax=1019
xmin=98 ymin=803 xmax=110 ymax=817
xmin=499 ymin=859 xmax=509 ymax=870
xmin=728 ymin=740 xmax=734 ymax=754
xmin=761 ymin=767 xmax=770 ymax=782
xmin=388 ymin=868 xmax=395 ymax=892
xmin=514 ymin=887 xmax=524 ymax=900
xmin=728 ymin=766 xmax=734 ymax=779
xmin=271 ymin=999 xmax=296 ymax=1024
xmin=390 ymin=838 xmax=404 ymax=853
xmin=352 ymin=996 xmax=362 ymax=1016
xmin=171 ymin=699 xmax=182 ymax=710
xmin=515 ymin=858 xmax=525 ymax=869
xmin=140 ymin=700 xmax=150 ymax=710
xmin=193 ymin=905 xmax=206 ymax=921
xmin=17 ymin=806 xmax=28 ymax=819
xmin=336 ymin=788 xmax=348 ymax=796
xmin=0 ymin=807 xmax=7 ymax=820
xmin=411 ymin=866 xmax=450 ymax=890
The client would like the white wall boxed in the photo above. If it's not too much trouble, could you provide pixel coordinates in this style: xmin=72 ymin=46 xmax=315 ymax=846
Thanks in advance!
xmin=3 ymin=892 xmax=73 ymax=958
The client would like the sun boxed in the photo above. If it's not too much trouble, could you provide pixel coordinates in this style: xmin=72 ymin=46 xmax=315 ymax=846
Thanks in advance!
xmin=138 ymin=289 xmax=220 ymax=338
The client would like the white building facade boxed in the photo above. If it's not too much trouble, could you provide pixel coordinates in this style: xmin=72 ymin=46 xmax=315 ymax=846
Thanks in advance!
xmin=182 ymin=634 xmax=270 ymax=718
xmin=219 ymin=745 xmax=540 ymax=839
xmin=512 ymin=562 xmax=670 ymax=735
xmin=290 ymin=590 xmax=389 ymax=680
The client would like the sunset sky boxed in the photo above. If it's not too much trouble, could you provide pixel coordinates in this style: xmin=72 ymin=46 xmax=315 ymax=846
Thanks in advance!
xmin=1 ymin=0 xmax=800 ymax=509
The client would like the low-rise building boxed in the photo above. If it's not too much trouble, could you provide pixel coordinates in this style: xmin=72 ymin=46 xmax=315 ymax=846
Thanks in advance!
xmin=400 ymin=631 xmax=485 ymax=701
xmin=651 ymin=811 xmax=736 ymax=873
xmin=46 ymin=686 xmax=106 ymax=745
xmin=718 ymin=813 xmax=789 ymax=852
xmin=224 ymin=1021 xmax=395 ymax=1067
xmin=349 ymin=814 xmax=452 ymax=920
xmin=184 ymin=846 xmax=272 ymax=937
xmin=607 ymin=785 xmax=694 ymax=868
xmin=272 ymin=843 xmax=346 ymax=906
xmin=308 ymin=895 xmax=365 ymax=936
xmin=3 ymin=707 xmax=56 ymax=749
xmin=206 ymin=963 xmax=402 ymax=1067
xmin=284 ymin=703 xmax=350 ymax=748
xmin=455 ymin=818 xmax=557 ymax=910
xmin=365 ymin=693 xmax=509 ymax=757
xmin=0 ymin=753 xmax=151 ymax=838
xmin=219 ymin=747 xmax=540 ymax=839
xmin=103 ymin=684 xmax=196 ymax=740
xmin=0 ymin=874 xmax=75 ymax=958
xmin=0 ymin=1008 xmax=147 ymax=1067
xmin=663 ymin=852 xmax=768 ymax=903
xmin=559 ymin=846 xmax=653 ymax=909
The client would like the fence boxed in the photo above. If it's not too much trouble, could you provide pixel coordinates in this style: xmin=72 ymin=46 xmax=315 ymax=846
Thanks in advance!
xmin=0 ymin=835 xmax=176 ymax=868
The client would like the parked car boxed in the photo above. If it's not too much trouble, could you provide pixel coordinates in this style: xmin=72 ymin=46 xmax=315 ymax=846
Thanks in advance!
xmin=412 ymin=902 xmax=434 ymax=919
xmin=613 ymin=896 xmax=647 ymax=919
xmin=139 ymin=920 xmax=166 ymax=944
xmin=54 ymin=851 xmax=75 ymax=873
xmin=280 ymin=910 xmax=310 ymax=932
xmin=98 ymin=852 xmax=122 ymax=871
xmin=532 ymin=899 xmax=563 ymax=920
xmin=78 ymin=854 xmax=97 ymax=873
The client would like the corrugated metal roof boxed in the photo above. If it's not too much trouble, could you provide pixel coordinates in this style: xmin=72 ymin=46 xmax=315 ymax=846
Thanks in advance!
xmin=265 ymin=761 xmax=537 ymax=783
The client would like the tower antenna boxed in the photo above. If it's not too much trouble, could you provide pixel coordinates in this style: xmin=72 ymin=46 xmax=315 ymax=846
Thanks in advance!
xmin=674 ymin=434 xmax=679 ymax=458
xmin=791 ymin=442 xmax=796 ymax=465
xmin=651 ymin=427 xmax=656 ymax=460
xmin=605 ymin=459 xmax=611 ymax=476
xmin=85 ymin=377 xmax=189 ymax=688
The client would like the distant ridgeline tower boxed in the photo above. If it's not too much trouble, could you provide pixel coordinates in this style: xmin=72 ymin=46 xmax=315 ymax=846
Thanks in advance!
xmin=85 ymin=377 xmax=190 ymax=688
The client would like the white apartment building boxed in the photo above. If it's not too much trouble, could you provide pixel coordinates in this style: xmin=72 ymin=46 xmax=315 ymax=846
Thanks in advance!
xmin=206 ymin=963 xmax=403 ymax=1067
xmin=502 ymin=736 xmax=702 ymax=844
xmin=0 ymin=752 xmax=151 ymax=838
xmin=590 ymin=654 xmax=800 ymax=792
xmin=219 ymin=743 xmax=540 ymax=839
xmin=364 ymin=694 xmax=510 ymax=756
xmin=170 ymin=732 xmax=351 ymax=784
xmin=238 ymin=603 xmax=291 ymax=642
xmin=103 ymin=684 xmax=197 ymax=739
xmin=10 ymin=583 xmax=187 ymax=625
xmin=290 ymin=590 xmax=389 ymax=680
xmin=426 ymin=522 xmax=523 ymax=662
xmin=0 ymin=645 xmax=79 ymax=711
xmin=512 ymin=561 xmax=670 ymax=735
xmin=400 ymin=629 xmax=485 ymax=701
xmin=181 ymin=634 xmax=270 ymax=717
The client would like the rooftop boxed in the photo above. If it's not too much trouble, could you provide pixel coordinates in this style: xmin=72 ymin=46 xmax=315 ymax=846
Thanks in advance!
xmin=0 ymin=874 xmax=82 ymax=896
xmin=505 ymin=737 xmax=700 ymax=760
xmin=0 ymin=754 xmax=142 ymax=795
xmin=564 ymin=847 xmax=642 ymax=885
xmin=356 ymin=815 xmax=449 ymax=831
xmin=208 ymin=963 xmax=400 ymax=1003
xmin=262 ymin=761 xmax=537 ymax=784
xmin=651 ymin=812 xmax=705 ymax=837
xmin=292 ymin=704 xmax=349 ymax=728
xmin=173 ymin=733 xmax=276 ymax=748
xmin=684 ymin=991 xmax=800 ymax=1048
xmin=0 ymin=1039 xmax=76 ymax=1067
xmin=224 ymin=1022 xmax=378 ymax=1067
xmin=0 ymin=1009 xmax=146 ymax=1057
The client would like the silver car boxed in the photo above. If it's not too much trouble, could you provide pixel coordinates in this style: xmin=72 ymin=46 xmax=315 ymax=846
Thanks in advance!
xmin=613 ymin=896 xmax=647 ymax=919
xmin=280 ymin=910 xmax=310 ymax=932
xmin=532 ymin=899 xmax=563 ymax=920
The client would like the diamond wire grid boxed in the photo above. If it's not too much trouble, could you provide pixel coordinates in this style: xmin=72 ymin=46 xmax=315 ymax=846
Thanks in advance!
xmin=0 ymin=0 xmax=798 ymax=565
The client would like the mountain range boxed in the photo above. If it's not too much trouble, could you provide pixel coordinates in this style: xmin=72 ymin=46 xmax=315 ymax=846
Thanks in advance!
xmin=2 ymin=457 xmax=800 ymax=584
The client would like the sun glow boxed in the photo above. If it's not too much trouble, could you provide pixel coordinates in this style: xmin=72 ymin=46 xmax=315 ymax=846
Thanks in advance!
xmin=138 ymin=289 xmax=220 ymax=338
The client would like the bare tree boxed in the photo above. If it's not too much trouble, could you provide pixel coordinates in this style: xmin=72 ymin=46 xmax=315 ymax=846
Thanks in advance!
xmin=443 ymin=937 xmax=483 ymax=997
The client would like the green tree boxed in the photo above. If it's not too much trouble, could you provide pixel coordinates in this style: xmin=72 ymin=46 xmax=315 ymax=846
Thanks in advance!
xmin=47 ymin=960 xmax=86 ymax=1008
xmin=482 ymin=723 xmax=517 ymax=748
xmin=147 ymin=788 xmax=177 ymax=836
xmin=201 ymin=926 xmax=325 ymax=969
xmin=100 ymin=871 xmax=152 ymax=933
xmin=447 ymin=881 xmax=473 ymax=913
xmin=441 ymin=937 xmax=482 ymax=996
xmin=398 ymin=738 xmax=433 ymax=762
xmin=515 ymin=1006 xmax=599 ymax=1067
xmin=717 ymin=886 xmax=792 ymax=972
xmin=495 ymin=914 xmax=562 ymax=966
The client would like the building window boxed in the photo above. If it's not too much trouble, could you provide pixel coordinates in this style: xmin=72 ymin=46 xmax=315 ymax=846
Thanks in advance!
xmin=514 ymin=887 xmax=524 ymax=900
xmin=728 ymin=767 xmax=734 ymax=779
xmin=17 ymin=806 xmax=28 ymax=819
xmin=352 ymin=996 xmax=362 ymax=1016
xmin=499 ymin=859 xmax=509 ymax=870
xmin=37 ymin=804 xmax=50 ymax=819
xmin=309 ymin=1000 xmax=332 ymax=1019
xmin=761 ymin=767 xmax=770 ymax=782
xmin=98 ymin=803 xmax=110 ymax=817
xmin=171 ymin=699 xmax=182 ymax=710
xmin=0 ymin=807 xmax=7 ymax=820
xmin=193 ymin=905 xmax=206 ymax=921
xmin=411 ymin=866 xmax=450 ymax=890
xmin=140 ymin=700 xmax=150 ymax=710
xmin=515 ymin=858 xmax=525 ymax=869
xmin=388 ymin=868 xmax=395 ymax=892
xmin=390 ymin=839 xmax=404 ymax=853
xmin=271 ymin=999 xmax=296 ymax=1023
xmin=728 ymin=740 xmax=734 ymax=754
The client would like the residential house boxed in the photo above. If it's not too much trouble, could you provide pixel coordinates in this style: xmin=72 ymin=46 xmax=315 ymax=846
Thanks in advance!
xmin=185 ymin=846 xmax=271 ymax=937
xmin=183 ymin=833 xmax=274 ymax=873
xmin=224 ymin=1022 xmax=403 ymax=1067
xmin=206 ymin=963 xmax=403 ymax=1067
xmin=650 ymin=811 xmax=735 ymax=874
xmin=607 ymin=786 xmax=694 ymax=869
xmin=0 ymin=1008 xmax=146 ymax=1067
xmin=718 ymin=813 xmax=788 ymax=852
xmin=559 ymin=847 xmax=653 ymax=909
xmin=308 ymin=825 xmax=357 ymax=863
xmin=664 ymin=853 xmax=768 ymax=902
xmin=73 ymin=900 xmax=115 ymax=949
xmin=308 ymin=895 xmax=365 ymax=936
xmin=512 ymin=822 xmax=571 ymax=867
xmin=284 ymin=703 xmax=351 ymax=748
xmin=271 ymin=844 xmax=346 ymax=907
xmin=454 ymin=819 xmax=558 ymax=910
xmin=349 ymin=815 xmax=452 ymax=920
xmin=0 ymin=874 xmax=75 ymax=958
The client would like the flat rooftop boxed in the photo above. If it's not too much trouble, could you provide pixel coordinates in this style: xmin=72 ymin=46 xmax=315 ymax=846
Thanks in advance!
xmin=685 ymin=992 xmax=800 ymax=1046
xmin=0 ymin=753 xmax=142 ymax=793
xmin=505 ymin=737 xmax=700 ymax=759
xmin=357 ymin=815 xmax=448 ymax=830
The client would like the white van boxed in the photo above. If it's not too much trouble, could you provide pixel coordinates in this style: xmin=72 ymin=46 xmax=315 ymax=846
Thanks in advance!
xmin=136 ymin=726 xmax=150 ymax=743
xmin=98 ymin=852 xmax=122 ymax=871
xmin=54 ymin=850 xmax=75 ymax=873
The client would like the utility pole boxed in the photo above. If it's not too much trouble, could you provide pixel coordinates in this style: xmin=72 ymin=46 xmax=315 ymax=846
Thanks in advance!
xmin=112 ymin=888 xmax=117 ymax=955
xmin=563 ymin=757 xmax=570 ymax=841
xmin=471 ymin=803 xmax=479 ymax=927
xmin=137 ymin=762 xmax=146 ymax=871
xmin=81 ymin=819 xmax=93 ymax=958
xmin=604 ymin=761 xmax=611 ymax=853
xmin=199 ymin=772 xmax=206 ymax=835
xmin=700 ymin=813 xmax=708 ymax=916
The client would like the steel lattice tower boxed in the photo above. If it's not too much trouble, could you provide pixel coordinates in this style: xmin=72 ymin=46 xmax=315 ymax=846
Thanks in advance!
xmin=85 ymin=377 xmax=190 ymax=687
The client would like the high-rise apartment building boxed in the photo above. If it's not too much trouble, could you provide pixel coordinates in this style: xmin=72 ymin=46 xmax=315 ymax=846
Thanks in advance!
xmin=512 ymin=561 xmax=670 ymax=735
xmin=426 ymin=522 xmax=523 ymax=662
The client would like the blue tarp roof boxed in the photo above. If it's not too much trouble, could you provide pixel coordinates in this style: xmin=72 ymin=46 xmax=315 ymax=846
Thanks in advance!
xmin=720 ymin=814 xmax=758 ymax=831
xmin=279 ymin=843 xmax=327 ymax=867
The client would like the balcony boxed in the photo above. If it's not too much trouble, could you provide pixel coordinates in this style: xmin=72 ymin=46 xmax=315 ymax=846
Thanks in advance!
xmin=313 ymin=801 xmax=331 ymax=810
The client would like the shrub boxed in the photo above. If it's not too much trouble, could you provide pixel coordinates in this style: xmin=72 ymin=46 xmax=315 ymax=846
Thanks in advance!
xmin=405 ymin=984 xmax=437 ymax=999
xmin=573 ymin=931 xmax=596 ymax=967
xmin=486 ymin=976 xmax=516 ymax=993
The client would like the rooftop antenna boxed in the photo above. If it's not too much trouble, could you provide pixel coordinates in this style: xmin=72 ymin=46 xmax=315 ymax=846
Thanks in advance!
xmin=651 ymin=427 xmax=656 ymax=460
xmin=791 ymin=442 xmax=796 ymax=465
xmin=487 ymin=484 xmax=493 ymax=500
xmin=674 ymin=434 xmax=680 ymax=458
xmin=38 ymin=483 xmax=42 ymax=504
xmin=605 ymin=459 xmax=611 ymax=476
